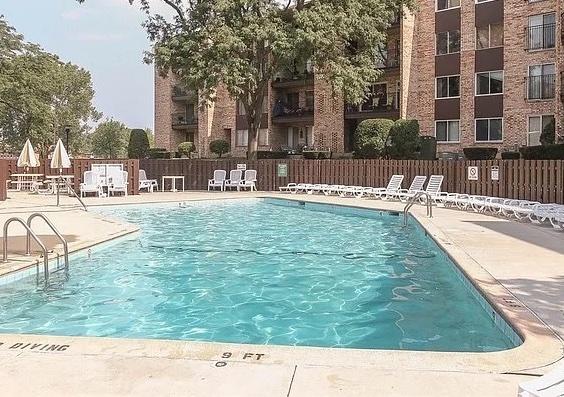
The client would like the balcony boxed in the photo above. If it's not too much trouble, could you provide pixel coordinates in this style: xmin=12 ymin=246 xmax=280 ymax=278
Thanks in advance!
xmin=345 ymin=93 xmax=400 ymax=120
xmin=375 ymin=48 xmax=400 ymax=69
xmin=172 ymin=85 xmax=197 ymax=101
xmin=272 ymin=102 xmax=314 ymax=124
xmin=526 ymin=74 xmax=556 ymax=100
xmin=525 ymin=24 xmax=555 ymax=50
xmin=271 ymin=72 xmax=314 ymax=89
xmin=171 ymin=112 xmax=198 ymax=129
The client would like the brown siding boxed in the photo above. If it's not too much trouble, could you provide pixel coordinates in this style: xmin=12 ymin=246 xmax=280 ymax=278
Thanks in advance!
xmin=475 ymin=47 xmax=504 ymax=72
xmin=435 ymin=98 xmax=461 ymax=119
xmin=435 ymin=53 xmax=461 ymax=75
xmin=475 ymin=0 xmax=504 ymax=26
xmin=435 ymin=8 xmax=461 ymax=32
xmin=475 ymin=95 xmax=504 ymax=118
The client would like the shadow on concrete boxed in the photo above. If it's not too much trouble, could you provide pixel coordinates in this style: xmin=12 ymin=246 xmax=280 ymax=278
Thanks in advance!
xmin=0 ymin=234 xmax=80 ymax=255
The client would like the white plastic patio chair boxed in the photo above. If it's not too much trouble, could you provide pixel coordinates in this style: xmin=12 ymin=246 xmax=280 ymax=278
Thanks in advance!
xmin=238 ymin=169 xmax=257 ymax=191
xmin=279 ymin=183 xmax=297 ymax=193
xmin=399 ymin=175 xmax=444 ymax=203
xmin=108 ymin=171 xmax=128 ymax=196
xmin=208 ymin=170 xmax=226 ymax=191
xmin=80 ymin=171 xmax=103 ymax=198
xmin=139 ymin=169 xmax=158 ymax=193
xmin=224 ymin=170 xmax=243 ymax=190
xmin=387 ymin=176 xmax=427 ymax=201
xmin=518 ymin=363 xmax=564 ymax=396
xmin=364 ymin=175 xmax=404 ymax=199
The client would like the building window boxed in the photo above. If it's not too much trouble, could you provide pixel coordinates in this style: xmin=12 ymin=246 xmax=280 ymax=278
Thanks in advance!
xmin=258 ymin=129 xmax=268 ymax=146
xmin=236 ymin=130 xmax=248 ymax=147
xmin=475 ymin=118 xmax=503 ymax=142
xmin=305 ymin=91 xmax=314 ymax=109
xmin=436 ymin=30 xmax=461 ymax=55
xmin=527 ymin=63 xmax=556 ymax=100
xmin=528 ymin=115 xmax=555 ymax=146
xmin=436 ymin=75 xmax=460 ymax=98
xmin=237 ymin=101 xmax=246 ymax=116
xmin=527 ymin=13 xmax=556 ymax=50
xmin=476 ymin=24 xmax=503 ymax=49
xmin=436 ymin=0 xmax=460 ymax=11
xmin=435 ymin=120 xmax=460 ymax=142
xmin=476 ymin=71 xmax=503 ymax=95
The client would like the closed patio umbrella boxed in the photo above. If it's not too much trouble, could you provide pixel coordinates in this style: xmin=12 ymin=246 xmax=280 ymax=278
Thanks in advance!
xmin=51 ymin=139 xmax=71 ymax=206
xmin=17 ymin=139 xmax=40 ymax=171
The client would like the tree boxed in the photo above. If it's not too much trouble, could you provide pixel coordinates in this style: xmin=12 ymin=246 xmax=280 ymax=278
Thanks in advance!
xmin=77 ymin=0 xmax=408 ymax=159
xmin=128 ymin=128 xmax=150 ymax=158
xmin=353 ymin=119 xmax=394 ymax=158
xmin=89 ymin=119 xmax=129 ymax=158
xmin=177 ymin=141 xmax=195 ymax=157
xmin=209 ymin=139 xmax=230 ymax=158
xmin=0 ymin=16 xmax=99 ymax=156
xmin=387 ymin=119 xmax=420 ymax=159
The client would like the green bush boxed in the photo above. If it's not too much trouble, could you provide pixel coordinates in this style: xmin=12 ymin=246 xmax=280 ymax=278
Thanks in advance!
xmin=501 ymin=151 xmax=520 ymax=160
xmin=256 ymin=150 xmax=287 ymax=159
xmin=127 ymin=129 xmax=150 ymax=159
xmin=387 ymin=119 xmax=420 ymax=159
xmin=148 ymin=148 xmax=171 ymax=159
xmin=353 ymin=119 xmax=395 ymax=158
xmin=463 ymin=147 xmax=498 ymax=160
xmin=519 ymin=144 xmax=564 ymax=160
xmin=177 ymin=142 xmax=195 ymax=158
xmin=209 ymin=139 xmax=230 ymax=158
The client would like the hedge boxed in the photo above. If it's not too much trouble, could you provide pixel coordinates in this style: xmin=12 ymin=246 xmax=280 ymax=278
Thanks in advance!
xmin=463 ymin=147 xmax=498 ymax=160
xmin=353 ymin=119 xmax=394 ymax=158
xmin=519 ymin=144 xmax=564 ymax=160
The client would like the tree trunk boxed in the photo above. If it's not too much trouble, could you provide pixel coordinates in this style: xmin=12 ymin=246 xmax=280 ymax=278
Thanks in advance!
xmin=247 ymin=125 xmax=259 ymax=160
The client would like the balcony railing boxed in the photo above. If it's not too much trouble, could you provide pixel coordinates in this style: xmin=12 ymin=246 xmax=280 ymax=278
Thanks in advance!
xmin=526 ymin=74 xmax=556 ymax=100
xmin=346 ymin=93 xmax=399 ymax=113
xmin=272 ymin=102 xmax=314 ymax=118
xmin=172 ymin=85 xmax=196 ymax=100
xmin=526 ymin=24 xmax=556 ymax=50
xmin=172 ymin=112 xmax=198 ymax=126
xmin=375 ymin=48 xmax=400 ymax=69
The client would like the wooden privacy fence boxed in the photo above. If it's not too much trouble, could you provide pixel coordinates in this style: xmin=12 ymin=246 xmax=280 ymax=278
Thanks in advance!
xmin=1 ymin=158 xmax=139 ymax=197
xmin=140 ymin=159 xmax=564 ymax=204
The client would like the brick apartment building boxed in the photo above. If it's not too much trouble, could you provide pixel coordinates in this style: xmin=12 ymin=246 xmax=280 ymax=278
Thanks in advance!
xmin=155 ymin=0 xmax=562 ymax=157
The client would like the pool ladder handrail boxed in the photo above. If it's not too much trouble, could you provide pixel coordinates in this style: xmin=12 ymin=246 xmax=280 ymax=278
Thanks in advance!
xmin=403 ymin=191 xmax=433 ymax=227
xmin=26 ymin=213 xmax=69 ymax=273
xmin=3 ymin=217 xmax=50 ymax=279
xmin=57 ymin=176 xmax=87 ymax=211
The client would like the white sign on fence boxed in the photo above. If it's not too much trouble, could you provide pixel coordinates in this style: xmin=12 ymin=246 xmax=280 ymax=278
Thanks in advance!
xmin=491 ymin=166 xmax=499 ymax=181
xmin=467 ymin=166 xmax=479 ymax=181
xmin=237 ymin=163 xmax=247 ymax=171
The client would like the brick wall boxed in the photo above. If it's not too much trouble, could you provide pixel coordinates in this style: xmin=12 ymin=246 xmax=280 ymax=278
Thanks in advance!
xmin=154 ymin=70 xmax=173 ymax=150
xmin=313 ymin=76 xmax=344 ymax=152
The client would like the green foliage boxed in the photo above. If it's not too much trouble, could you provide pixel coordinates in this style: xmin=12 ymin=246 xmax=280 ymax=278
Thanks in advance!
xmin=82 ymin=0 xmax=410 ymax=158
xmin=209 ymin=139 xmax=230 ymax=158
xmin=89 ymin=120 xmax=129 ymax=158
xmin=148 ymin=147 xmax=171 ymax=159
xmin=128 ymin=129 xmax=150 ymax=158
xmin=387 ymin=119 xmax=420 ymax=159
xmin=540 ymin=117 xmax=556 ymax=145
xmin=177 ymin=141 xmax=195 ymax=157
xmin=353 ymin=119 xmax=394 ymax=158
xmin=463 ymin=147 xmax=498 ymax=160
xmin=501 ymin=151 xmax=520 ymax=160
xmin=144 ymin=128 xmax=155 ymax=148
xmin=0 ymin=16 xmax=99 ymax=155
xmin=519 ymin=144 xmax=564 ymax=160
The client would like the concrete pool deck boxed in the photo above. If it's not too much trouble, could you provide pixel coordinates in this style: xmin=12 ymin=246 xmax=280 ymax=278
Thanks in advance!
xmin=0 ymin=190 xmax=563 ymax=396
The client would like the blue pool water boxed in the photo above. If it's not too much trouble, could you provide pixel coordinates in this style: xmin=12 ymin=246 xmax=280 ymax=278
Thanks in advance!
xmin=0 ymin=199 xmax=518 ymax=351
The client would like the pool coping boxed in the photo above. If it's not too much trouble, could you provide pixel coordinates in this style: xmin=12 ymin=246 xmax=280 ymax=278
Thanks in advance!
xmin=0 ymin=193 xmax=562 ymax=375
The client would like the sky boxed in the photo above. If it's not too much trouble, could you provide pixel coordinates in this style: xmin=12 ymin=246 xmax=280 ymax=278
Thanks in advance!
xmin=0 ymin=0 xmax=172 ymax=130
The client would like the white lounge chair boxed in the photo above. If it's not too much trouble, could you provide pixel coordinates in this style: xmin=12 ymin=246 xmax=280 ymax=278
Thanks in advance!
xmin=208 ymin=170 xmax=226 ymax=191
xmin=364 ymin=175 xmax=404 ymax=199
xmin=80 ymin=171 xmax=103 ymax=198
xmin=108 ymin=171 xmax=128 ymax=196
xmin=386 ymin=176 xmax=427 ymax=201
xmin=399 ymin=175 xmax=444 ymax=202
xmin=279 ymin=183 xmax=297 ymax=193
xmin=518 ymin=363 xmax=564 ymax=396
xmin=239 ymin=169 xmax=257 ymax=191
xmin=224 ymin=170 xmax=243 ymax=190
xmin=139 ymin=169 xmax=158 ymax=193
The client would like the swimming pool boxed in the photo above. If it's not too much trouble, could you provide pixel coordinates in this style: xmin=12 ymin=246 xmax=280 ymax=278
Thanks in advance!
xmin=0 ymin=198 xmax=519 ymax=352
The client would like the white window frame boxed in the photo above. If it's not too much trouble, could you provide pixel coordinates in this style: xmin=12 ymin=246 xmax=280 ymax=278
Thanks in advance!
xmin=435 ymin=75 xmax=461 ymax=99
xmin=527 ymin=63 xmax=556 ymax=100
xmin=475 ymin=24 xmax=504 ymax=50
xmin=435 ymin=30 xmax=461 ymax=55
xmin=475 ymin=70 xmax=504 ymax=96
xmin=235 ymin=129 xmax=248 ymax=147
xmin=474 ymin=118 xmax=503 ymax=143
xmin=436 ymin=0 xmax=460 ymax=12
xmin=435 ymin=120 xmax=461 ymax=143
xmin=475 ymin=0 xmax=497 ymax=4
xmin=527 ymin=114 xmax=555 ymax=146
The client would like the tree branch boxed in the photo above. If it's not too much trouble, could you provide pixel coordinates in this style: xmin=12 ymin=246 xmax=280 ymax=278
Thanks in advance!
xmin=161 ymin=0 xmax=186 ymax=23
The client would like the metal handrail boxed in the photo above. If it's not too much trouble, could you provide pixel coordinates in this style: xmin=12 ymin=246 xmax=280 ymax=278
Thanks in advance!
xmin=26 ymin=213 xmax=68 ymax=272
xmin=3 ymin=217 xmax=50 ymax=280
xmin=403 ymin=191 xmax=433 ymax=227
xmin=57 ymin=176 xmax=87 ymax=211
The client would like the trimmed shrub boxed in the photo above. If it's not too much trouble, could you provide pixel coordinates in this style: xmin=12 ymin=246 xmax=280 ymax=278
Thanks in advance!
xmin=148 ymin=148 xmax=171 ymax=159
xmin=256 ymin=151 xmax=288 ymax=159
xmin=519 ymin=144 xmax=564 ymax=160
xmin=177 ymin=142 xmax=195 ymax=158
xmin=353 ymin=118 xmax=394 ymax=158
xmin=209 ymin=139 xmax=230 ymax=158
xmin=127 ymin=129 xmax=150 ymax=159
xmin=501 ymin=151 xmax=520 ymax=160
xmin=387 ymin=119 xmax=420 ymax=159
xmin=463 ymin=147 xmax=498 ymax=160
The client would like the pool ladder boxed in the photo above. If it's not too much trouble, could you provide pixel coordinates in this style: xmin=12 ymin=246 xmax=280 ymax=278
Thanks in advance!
xmin=403 ymin=192 xmax=433 ymax=227
xmin=2 ymin=213 xmax=69 ymax=281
